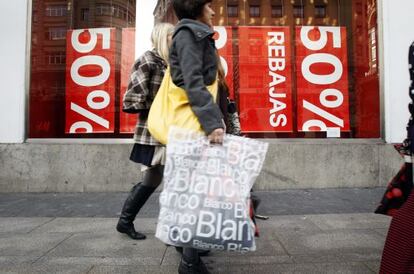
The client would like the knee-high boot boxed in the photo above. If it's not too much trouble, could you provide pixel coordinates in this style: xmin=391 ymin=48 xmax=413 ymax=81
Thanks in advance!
xmin=116 ymin=183 xmax=156 ymax=240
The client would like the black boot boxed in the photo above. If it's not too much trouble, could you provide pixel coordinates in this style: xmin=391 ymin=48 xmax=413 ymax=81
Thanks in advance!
xmin=178 ymin=248 xmax=210 ymax=274
xmin=116 ymin=183 xmax=156 ymax=240
xmin=178 ymin=257 xmax=210 ymax=274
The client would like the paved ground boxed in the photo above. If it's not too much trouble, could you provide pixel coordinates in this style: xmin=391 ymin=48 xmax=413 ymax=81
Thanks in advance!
xmin=0 ymin=188 xmax=390 ymax=273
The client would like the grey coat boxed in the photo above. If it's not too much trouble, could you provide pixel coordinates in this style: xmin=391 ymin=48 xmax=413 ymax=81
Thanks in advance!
xmin=169 ymin=19 xmax=223 ymax=135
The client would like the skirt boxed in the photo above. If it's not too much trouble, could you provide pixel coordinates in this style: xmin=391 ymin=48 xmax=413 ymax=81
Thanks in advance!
xmin=380 ymin=190 xmax=414 ymax=273
xmin=129 ymin=143 xmax=166 ymax=172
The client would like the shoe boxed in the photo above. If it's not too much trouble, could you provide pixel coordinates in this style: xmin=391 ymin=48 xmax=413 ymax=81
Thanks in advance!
xmin=178 ymin=257 xmax=210 ymax=274
xmin=116 ymin=222 xmax=146 ymax=240
xmin=175 ymin=246 xmax=210 ymax=257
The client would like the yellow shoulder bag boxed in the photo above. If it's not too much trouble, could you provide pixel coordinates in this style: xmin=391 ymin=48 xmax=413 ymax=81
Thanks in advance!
xmin=148 ymin=67 xmax=218 ymax=144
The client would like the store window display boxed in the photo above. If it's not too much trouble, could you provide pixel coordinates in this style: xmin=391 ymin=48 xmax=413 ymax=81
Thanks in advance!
xmin=29 ymin=0 xmax=380 ymax=139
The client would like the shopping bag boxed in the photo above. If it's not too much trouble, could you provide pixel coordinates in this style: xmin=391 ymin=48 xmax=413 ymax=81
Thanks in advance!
xmin=155 ymin=127 xmax=268 ymax=252
xmin=147 ymin=68 xmax=217 ymax=144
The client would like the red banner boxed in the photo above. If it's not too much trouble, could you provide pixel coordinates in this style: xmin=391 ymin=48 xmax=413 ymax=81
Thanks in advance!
xmin=238 ymin=27 xmax=293 ymax=132
xmin=65 ymin=28 xmax=116 ymax=133
xmin=119 ymin=28 xmax=136 ymax=133
xmin=214 ymin=26 xmax=234 ymax=99
xmin=296 ymin=26 xmax=350 ymax=133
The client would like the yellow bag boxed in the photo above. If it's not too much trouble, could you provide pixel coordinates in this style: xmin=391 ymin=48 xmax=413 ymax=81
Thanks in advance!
xmin=148 ymin=67 xmax=218 ymax=144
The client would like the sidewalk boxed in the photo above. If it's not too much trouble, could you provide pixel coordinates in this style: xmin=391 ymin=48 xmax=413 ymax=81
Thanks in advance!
xmin=0 ymin=188 xmax=390 ymax=274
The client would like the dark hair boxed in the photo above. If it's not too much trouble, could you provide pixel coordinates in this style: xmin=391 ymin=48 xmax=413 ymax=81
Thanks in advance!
xmin=172 ymin=0 xmax=212 ymax=20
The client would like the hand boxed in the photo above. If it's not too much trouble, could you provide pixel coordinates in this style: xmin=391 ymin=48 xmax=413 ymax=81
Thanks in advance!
xmin=221 ymin=119 xmax=227 ymax=133
xmin=207 ymin=128 xmax=224 ymax=144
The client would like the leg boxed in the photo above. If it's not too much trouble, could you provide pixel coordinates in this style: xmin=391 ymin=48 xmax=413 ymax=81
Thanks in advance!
xmin=178 ymin=247 xmax=210 ymax=274
xmin=116 ymin=165 xmax=164 ymax=240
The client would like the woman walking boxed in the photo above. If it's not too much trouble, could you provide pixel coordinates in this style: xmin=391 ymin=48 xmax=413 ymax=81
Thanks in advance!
xmin=169 ymin=1 xmax=224 ymax=273
xmin=379 ymin=41 xmax=414 ymax=273
xmin=116 ymin=23 xmax=174 ymax=240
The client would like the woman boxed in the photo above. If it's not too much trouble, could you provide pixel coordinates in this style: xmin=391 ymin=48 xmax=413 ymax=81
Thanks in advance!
xmin=116 ymin=23 xmax=174 ymax=240
xmin=170 ymin=1 xmax=224 ymax=273
xmin=379 ymin=41 xmax=414 ymax=273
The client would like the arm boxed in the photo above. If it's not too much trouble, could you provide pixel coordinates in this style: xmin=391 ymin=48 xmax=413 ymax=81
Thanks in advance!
xmin=174 ymin=29 xmax=223 ymax=135
xmin=122 ymin=58 xmax=152 ymax=114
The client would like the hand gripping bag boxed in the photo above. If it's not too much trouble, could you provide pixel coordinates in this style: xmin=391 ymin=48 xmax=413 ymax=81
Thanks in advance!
xmin=155 ymin=127 xmax=268 ymax=253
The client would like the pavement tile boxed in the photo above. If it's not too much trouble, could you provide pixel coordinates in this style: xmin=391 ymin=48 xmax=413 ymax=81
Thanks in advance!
xmin=0 ymin=263 xmax=92 ymax=274
xmin=0 ymin=212 xmax=388 ymax=274
xmin=0 ymin=256 xmax=38 ymax=266
xmin=364 ymin=261 xmax=381 ymax=273
xmin=312 ymin=262 xmax=374 ymax=273
xmin=213 ymin=263 xmax=318 ymax=274
xmin=273 ymin=229 xmax=385 ymax=255
xmin=0 ymin=189 xmax=387 ymax=218
xmin=291 ymin=252 xmax=382 ymax=264
xmin=0 ymin=217 xmax=53 ymax=233
xmin=203 ymin=254 xmax=294 ymax=266
xmin=306 ymin=213 xmax=391 ymax=230
xmin=161 ymin=230 xmax=288 ymax=266
xmin=47 ymin=232 xmax=166 ymax=260
xmin=88 ymin=265 xmax=177 ymax=274
xmin=0 ymin=232 xmax=71 ymax=257
xmin=257 ymin=215 xmax=323 ymax=233
xmin=35 ymin=255 xmax=161 ymax=266
xmin=31 ymin=217 xmax=158 ymax=234
xmin=162 ymin=246 xmax=292 ymax=266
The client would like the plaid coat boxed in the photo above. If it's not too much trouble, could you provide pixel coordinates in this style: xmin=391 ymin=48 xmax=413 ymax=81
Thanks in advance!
xmin=123 ymin=50 xmax=167 ymax=145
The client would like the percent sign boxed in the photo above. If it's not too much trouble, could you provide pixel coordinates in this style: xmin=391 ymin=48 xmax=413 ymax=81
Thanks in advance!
xmin=299 ymin=27 xmax=347 ymax=132
xmin=68 ymin=29 xmax=113 ymax=133
xmin=302 ymin=90 xmax=344 ymax=131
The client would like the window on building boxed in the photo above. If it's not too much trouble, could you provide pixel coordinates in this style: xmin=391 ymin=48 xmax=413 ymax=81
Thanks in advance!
xmin=81 ymin=8 xmax=89 ymax=21
xmin=249 ymin=5 xmax=260 ymax=17
xmin=45 ymin=5 xmax=67 ymax=17
xmin=46 ymin=27 xmax=66 ymax=40
xmin=96 ymin=4 xmax=113 ymax=16
xmin=293 ymin=5 xmax=304 ymax=18
xmin=271 ymin=5 xmax=283 ymax=18
xmin=315 ymin=5 xmax=326 ymax=18
xmin=127 ymin=13 xmax=135 ymax=24
xmin=46 ymin=52 xmax=66 ymax=65
xmin=227 ymin=5 xmax=238 ymax=17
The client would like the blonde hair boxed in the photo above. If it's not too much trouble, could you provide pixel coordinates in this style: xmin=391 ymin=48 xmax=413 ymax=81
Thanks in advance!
xmin=151 ymin=23 xmax=174 ymax=63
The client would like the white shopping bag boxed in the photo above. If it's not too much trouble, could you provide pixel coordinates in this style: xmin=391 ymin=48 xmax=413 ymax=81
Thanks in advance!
xmin=155 ymin=127 xmax=268 ymax=253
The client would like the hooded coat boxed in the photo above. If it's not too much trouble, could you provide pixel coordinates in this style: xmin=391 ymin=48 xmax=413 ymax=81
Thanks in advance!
xmin=169 ymin=19 xmax=223 ymax=135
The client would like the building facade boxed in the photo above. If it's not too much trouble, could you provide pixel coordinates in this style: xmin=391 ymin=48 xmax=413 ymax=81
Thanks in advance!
xmin=0 ymin=0 xmax=413 ymax=192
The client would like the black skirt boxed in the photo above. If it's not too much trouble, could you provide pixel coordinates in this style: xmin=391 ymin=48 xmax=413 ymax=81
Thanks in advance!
xmin=129 ymin=143 xmax=155 ymax=167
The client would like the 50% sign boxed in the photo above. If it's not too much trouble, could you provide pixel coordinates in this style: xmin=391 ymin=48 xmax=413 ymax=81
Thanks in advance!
xmin=296 ymin=26 xmax=350 ymax=133
xmin=65 ymin=28 xmax=116 ymax=134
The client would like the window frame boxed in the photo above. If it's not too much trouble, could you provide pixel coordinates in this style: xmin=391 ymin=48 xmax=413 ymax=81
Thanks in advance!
xmin=249 ymin=5 xmax=260 ymax=18
xmin=314 ymin=5 xmax=327 ymax=18
xmin=271 ymin=5 xmax=283 ymax=18
xmin=81 ymin=8 xmax=89 ymax=21
xmin=293 ymin=5 xmax=304 ymax=18
xmin=45 ymin=5 xmax=67 ymax=17
xmin=227 ymin=4 xmax=239 ymax=17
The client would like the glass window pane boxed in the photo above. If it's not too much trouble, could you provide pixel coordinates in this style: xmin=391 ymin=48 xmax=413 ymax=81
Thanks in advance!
xmin=272 ymin=5 xmax=283 ymax=18
xmin=29 ymin=0 xmax=136 ymax=138
xmin=30 ymin=0 xmax=381 ymax=139
xmin=249 ymin=5 xmax=260 ymax=17
xmin=227 ymin=5 xmax=238 ymax=17
xmin=206 ymin=0 xmax=380 ymax=138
